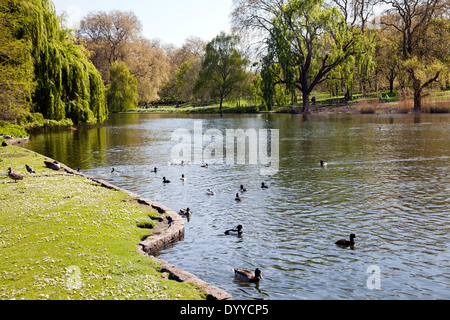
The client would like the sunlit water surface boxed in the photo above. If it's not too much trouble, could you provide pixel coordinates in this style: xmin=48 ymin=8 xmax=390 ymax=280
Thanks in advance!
xmin=24 ymin=113 xmax=450 ymax=300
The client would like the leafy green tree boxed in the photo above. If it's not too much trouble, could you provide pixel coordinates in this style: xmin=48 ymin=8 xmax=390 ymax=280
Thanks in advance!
xmin=106 ymin=61 xmax=138 ymax=112
xmin=0 ymin=0 xmax=35 ymax=122
xmin=262 ymin=0 xmax=370 ymax=113
xmin=4 ymin=0 xmax=108 ymax=124
xmin=381 ymin=0 xmax=449 ymax=111
xmin=194 ymin=32 xmax=249 ymax=111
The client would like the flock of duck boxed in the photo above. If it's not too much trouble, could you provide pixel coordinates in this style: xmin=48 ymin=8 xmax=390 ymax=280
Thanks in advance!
xmin=3 ymin=154 xmax=355 ymax=283
xmin=145 ymin=159 xmax=356 ymax=283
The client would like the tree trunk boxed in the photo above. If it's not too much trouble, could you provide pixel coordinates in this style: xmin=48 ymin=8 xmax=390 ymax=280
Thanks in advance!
xmin=412 ymin=78 xmax=422 ymax=113
xmin=302 ymin=91 xmax=310 ymax=113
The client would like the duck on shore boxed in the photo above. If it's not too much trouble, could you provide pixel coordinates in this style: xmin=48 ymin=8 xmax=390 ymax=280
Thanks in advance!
xmin=7 ymin=168 xmax=23 ymax=183
xmin=233 ymin=268 xmax=262 ymax=283
xmin=335 ymin=233 xmax=356 ymax=246
xmin=25 ymin=164 xmax=35 ymax=174
xmin=44 ymin=160 xmax=60 ymax=171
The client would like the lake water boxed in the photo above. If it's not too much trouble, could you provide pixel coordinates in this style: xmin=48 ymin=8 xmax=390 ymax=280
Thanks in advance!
xmin=24 ymin=112 xmax=450 ymax=300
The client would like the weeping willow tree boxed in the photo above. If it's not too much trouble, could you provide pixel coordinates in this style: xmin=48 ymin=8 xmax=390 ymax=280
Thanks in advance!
xmin=12 ymin=0 xmax=107 ymax=124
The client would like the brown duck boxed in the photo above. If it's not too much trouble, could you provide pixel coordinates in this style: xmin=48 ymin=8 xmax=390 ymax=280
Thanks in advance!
xmin=44 ymin=160 xmax=60 ymax=171
xmin=7 ymin=168 xmax=23 ymax=183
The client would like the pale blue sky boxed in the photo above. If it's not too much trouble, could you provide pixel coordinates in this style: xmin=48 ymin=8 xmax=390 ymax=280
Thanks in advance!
xmin=51 ymin=0 xmax=233 ymax=47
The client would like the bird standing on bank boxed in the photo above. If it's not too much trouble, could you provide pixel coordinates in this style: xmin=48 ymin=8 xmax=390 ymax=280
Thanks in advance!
xmin=7 ymin=168 xmax=23 ymax=183
xmin=44 ymin=160 xmax=60 ymax=171
xmin=25 ymin=164 xmax=35 ymax=174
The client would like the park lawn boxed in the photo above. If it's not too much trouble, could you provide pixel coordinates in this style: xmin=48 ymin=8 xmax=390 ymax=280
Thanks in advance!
xmin=0 ymin=145 xmax=206 ymax=300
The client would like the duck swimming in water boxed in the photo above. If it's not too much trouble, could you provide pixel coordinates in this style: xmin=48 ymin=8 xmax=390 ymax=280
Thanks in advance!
xmin=240 ymin=185 xmax=248 ymax=192
xmin=335 ymin=233 xmax=356 ymax=246
xmin=206 ymin=188 xmax=215 ymax=195
xmin=235 ymin=193 xmax=242 ymax=201
xmin=320 ymin=160 xmax=328 ymax=167
xmin=7 ymin=168 xmax=23 ymax=183
xmin=179 ymin=208 xmax=191 ymax=216
xmin=163 ymin=177 xmax=171 ymax=183
xmin=261 ymin=182 xmax=269 ymax=189
xmin=151 ymin=167 xmax=157 ymax=173
xmin=44 ymin=160 xmax=60 ymax=171
xmin=180 ymin=174 xmax=186 ymax=181
xmin=225 ymin=224 xmax=243 ymax=235
xmin=234 ymin=268 xmax=262 ymax=283
xmin=201 ymin=163 xmax=209 ymax=168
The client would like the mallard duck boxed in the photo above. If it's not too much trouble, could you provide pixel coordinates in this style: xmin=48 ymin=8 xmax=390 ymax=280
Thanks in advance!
xmin=225 ymin=224 xmax=243 ymax=235
xmin=320 ymin=160 xmax=328 ymax=167
xmin=163 ymin=177 xmax=171 ymax=183
xmin=7 ymin=168 xmax=23 ymax=183
xmin=240 ymin=185 xmax=248 ymax=192
xmin=180 ymin=174 xmax=186 ymax=181
xmin=235 ymin=193 xmax=242 ymax=201
xmin=25 ymin=164 xmax=35 ymax=174
xmin=179 ymin=208 xmax=191 ymax=216
xmin=261 ymin=182 xmax=269 ymax=189
xmin=335 ymin=233 xmax=356 ymax=246
xmin=44 ymin=160 xmax=60 ymax=171
xmin=206 ymin=188 xmax=215 ymax=195
xmin=234 ymin=268 xmax=262 ymax=282
xmin=201 ymin=163 xmax=209 ymax=168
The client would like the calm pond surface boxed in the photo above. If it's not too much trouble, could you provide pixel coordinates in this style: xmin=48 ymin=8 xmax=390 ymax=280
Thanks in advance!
xmin=24 ymin=112 xmax=450 ymax=300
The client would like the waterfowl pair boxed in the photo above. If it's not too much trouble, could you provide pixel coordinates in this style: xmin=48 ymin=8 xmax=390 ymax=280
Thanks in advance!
xmin=234 ymin=268 xmax=262 ymax=283
xmin=335 ymin=233 xmax=356 ymax=246
xmin=44 ymin=160 xmax=60 ymax=171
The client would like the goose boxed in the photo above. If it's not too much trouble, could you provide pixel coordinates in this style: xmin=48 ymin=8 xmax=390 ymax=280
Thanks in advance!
xmin=163 ymin=177 xmax=171 ymax=183
xmin=179 ymin=208 xmax=191 ymax=216
xmin=224 ymin=224 xmax=243 ymax=235
xmin=335 ymin=233 xmax=356 ymax=246
xmin=240 ymin=185 xmax=248 ymax=192
xmin=180 ymin=174 xmax=186 ymax=181
xmin=44 ymin=160 xmax=60 ymax=171
xmin=235 ymin=193 xmax=242 ymax=201
xmin=261 ymin=182 xmax=269 ymax=189
xmin=206 ymin=188 xmax=215 ymax=195
xmin=7 ymin=168 xmax=23 ymax=183
xmin=25 ymin=164 xmax=36 ymax=174
xmin=320 ymin=160 xmax=328 ymax=167
xmin=234 ymin=268 xmax=262 ymax=283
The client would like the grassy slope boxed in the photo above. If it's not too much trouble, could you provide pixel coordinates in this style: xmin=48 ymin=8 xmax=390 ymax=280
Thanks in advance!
xmin=0 ymin=146 xmax=206 ymax=300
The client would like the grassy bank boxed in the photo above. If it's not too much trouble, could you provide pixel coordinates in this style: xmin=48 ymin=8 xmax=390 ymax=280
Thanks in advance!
xmin=0 ymin=145 xmax=207 ymax=300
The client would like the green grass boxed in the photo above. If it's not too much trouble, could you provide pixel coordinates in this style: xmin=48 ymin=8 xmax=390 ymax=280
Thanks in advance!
xmin=0 ymin=146 xmax=207 ymax=300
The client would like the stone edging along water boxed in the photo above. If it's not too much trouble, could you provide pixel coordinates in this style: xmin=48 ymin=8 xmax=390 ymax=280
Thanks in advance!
xmin=11 ymin=139 xmax=233 ymax=300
